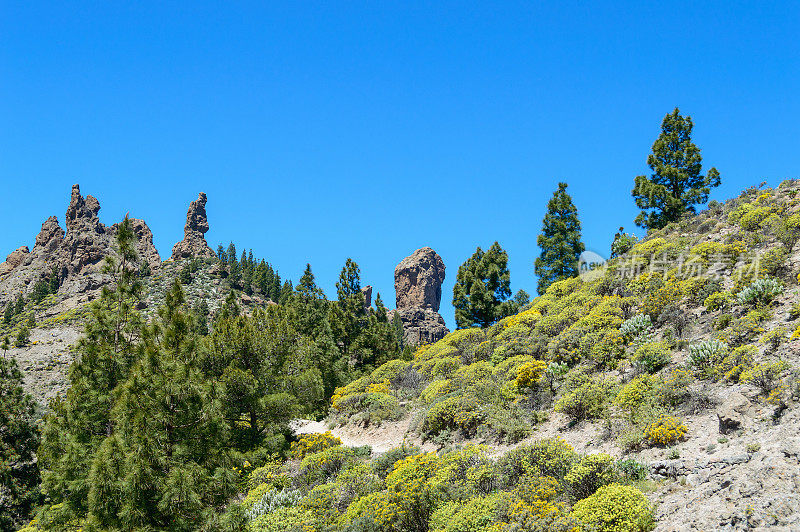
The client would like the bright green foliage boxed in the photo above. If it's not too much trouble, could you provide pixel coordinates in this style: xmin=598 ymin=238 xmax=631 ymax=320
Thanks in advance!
xmin=0 ymin=358 xmax=41 ymax=532
xmin=632 ymin=107 xmax=720 ymax=230
xmin=535 ymin=182 xmax=585 ymax=295
xmin=741 ymin=360 xmax=789 ymax=395
xmin=704 ymin=291 xmax=731 ymax=312
xmin=610 ymin=227 xmax=638 ymax=258
xmin=497 ymin=438 xmax=578 ymax=484
xmin=571 ymin=483 xmax=655 ymax=532
xmin=453 ymin=242 xmax=513 ymax=328
xmin=565 ymin=453 xmax=618 ymax=500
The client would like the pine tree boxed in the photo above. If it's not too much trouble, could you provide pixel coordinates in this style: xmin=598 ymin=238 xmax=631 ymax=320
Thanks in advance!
xmin=534 ymin=182 xmax=585 ymax=295
xmin=216 ymin=244 xmax=227 ymax=265
xmin=87 ymin=281 xmax=235 ymax=530
xmin=632 ymin=107 xmax=721 ymax=230
xmin=38 ymin=216 xmax=144 ymax=528
xmin=332 ymin=259 xmax=366 ymax=359
xmin=452 ymin=242 xmax=512 ymax=329
xmin=227 ymin=243 xmax=241 ymax=287
xmin=0 ymin=357 xmax=41 ymax=532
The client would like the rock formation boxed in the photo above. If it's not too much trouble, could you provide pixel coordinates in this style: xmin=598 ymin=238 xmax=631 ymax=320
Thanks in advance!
xmin=0 ymin=184 xmax=160 ymax=305
xmin=0 ymin=246 xmax=30 ymax=275
xmin=394 ymin=247 xmax=445 ymax=311
xmin=361 ymin=285 xmax=373 ymax=311
xmin=171 ymin=192 xmax=216 ymax=260
xmin=391 ymin=247 xmax=449 ymax=345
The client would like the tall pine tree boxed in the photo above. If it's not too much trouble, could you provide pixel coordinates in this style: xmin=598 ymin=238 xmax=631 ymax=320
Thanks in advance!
xmin=452 ymin=242 xmax=512 ymax=329
xmin=632 ymin=107 xmax=721 ymax=230
xmin=534 ymin=182 xmax=585 ymax=295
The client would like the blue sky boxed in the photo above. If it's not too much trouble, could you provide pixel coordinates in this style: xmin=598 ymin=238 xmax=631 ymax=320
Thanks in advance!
xmin=1 ymin=2 xmax=799 ymax=327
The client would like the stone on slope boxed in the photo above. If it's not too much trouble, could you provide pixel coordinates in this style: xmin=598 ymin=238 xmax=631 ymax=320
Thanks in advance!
xmin=171 ymin=192 xmax=216 ymax=260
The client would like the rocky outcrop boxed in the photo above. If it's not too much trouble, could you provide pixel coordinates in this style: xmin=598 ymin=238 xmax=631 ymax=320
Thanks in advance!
xmin=390 ymin=307 xmax=449 ymax=346
xmin=34 ymin=216 xmax=65 ymax=253
xmin=0 ymin=184 xmax=160 ymax=305
xmin=0 ymin=246 xmax=30 ymax=275
xmin=394 ymin=247 xmax=446 ymax=311
xmin=171 ymin=192 xmax=216 ymax=260
xmin=392 ymin=247 xmax=449 ymax=345
xmin=716 ymin=391 xmax=750 ymax=434
xmin=361 ymin=285 xmax=373 ymax=311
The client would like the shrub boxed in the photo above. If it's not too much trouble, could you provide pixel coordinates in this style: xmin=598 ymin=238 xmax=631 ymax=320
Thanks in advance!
xmin=736 ymin=278 xmax=783 ymax=307
xmin=424 ymin=395 xmax=484 ymax=437
xmin=554 ymin=377 xmax=615 ymax=421
xmin=615 ymin=375 xmax=660 ymax=418
xmin=720 ymin=311 xmax=767 ymax=347
xmin=741 ymin=360 xmax=790 ymax=395
xmin=761 ymin=247 xmax=789 ymax=277
xmin=620 ymin=315 xmax=653 ymax=341
xmin=632 ymin=342 xmax=671 ymax=374
xmin=290 ymin=432 xmax=342 ymax=459
xmin=704 ymin=291 xmax=731 ymax=312
xmin=571 ymin=483 xmax=655 ymax=532
xmin=565 ymin=453 xmax=618 ymax=500
xmin=760 ymin=327 xmax=787 ymax=351
xmin=688 ymin=340 xmax=728 ymax=378
xmin=616 ymin=459 xmax=648 ymax=481
xmin=247 ymin=461 xmax=291 ymax=491
xmin=371 ymin=444 xmax=421 ymax=479
xmin=643 ymin=415 xmax=687 ymax=446
xmin=515 ymin=360 xmax=547 ymax=389
xmin=245 ymin=488 xmax=303 ymax=522
xmin=498 ymin=438 xmax=578 ymax=484
xmin=249 ymin=505 xmax=316 ymax=532
xmin=298 ymin=446 xmax=358 ymax=486
xmin=718 ymin=345 xmax=756 ymax=382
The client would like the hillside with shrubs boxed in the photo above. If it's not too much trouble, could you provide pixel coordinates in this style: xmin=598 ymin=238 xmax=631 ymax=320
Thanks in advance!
xmin=277 ymin=180 xmax=800 ymax=531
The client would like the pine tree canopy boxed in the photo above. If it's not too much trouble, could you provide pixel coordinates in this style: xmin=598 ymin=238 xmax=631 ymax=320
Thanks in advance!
xmin=452 ymin=242 xmax=513 ymax=329
xmin=534 ymin=182 xmax=585 ymax=295
xmin=632 ymin=107 xmax=721 ymax=230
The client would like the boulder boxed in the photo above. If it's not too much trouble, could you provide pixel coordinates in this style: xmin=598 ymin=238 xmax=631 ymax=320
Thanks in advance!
xmin=390 ymin=307 xmax=449 ymax=346
xmin=394 ymin=247 xmax=445 ymax=311
xmin=34 ymin=216 xmax=65 ymax=253
xmin=716 ymin=391 xmax=750 ymax=434
xmin=0 ymin=246 xmax=30 ymax=275
xmin=171 ymin=192 xmax=216 ymax=260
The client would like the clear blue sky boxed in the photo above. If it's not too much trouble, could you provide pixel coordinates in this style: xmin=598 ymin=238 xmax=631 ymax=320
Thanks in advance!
xmin=2 ymin=2 xmax=799 ymax=328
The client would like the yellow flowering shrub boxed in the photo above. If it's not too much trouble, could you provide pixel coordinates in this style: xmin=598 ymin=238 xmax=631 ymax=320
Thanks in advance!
xmin=290 ymin=432 xmax=342 ymax=459
xmin=515 ymin=360 xmax=547 ymax=389
xmin=565 ymin=453 xmax=619 ymax=500
xmin=571 ymin=483 xmax=655 ymax=532
xmin=555 ymin=376 xmax=616 ymax=421
xmin=643 ymin=415 xmax=687 ymax=446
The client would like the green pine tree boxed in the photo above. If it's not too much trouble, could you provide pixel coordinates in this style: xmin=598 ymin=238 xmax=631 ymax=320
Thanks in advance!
xmin=38 ymin=216 xmax=144 ymax=529
xmin=632 ymin=107 xmax=721 ymax=230
xmin=534 ymin=182 xmax=585 ymax=295
xmin=0 ymin=357 xmax=41 ymax=532
xmin=452 ymin=242 xmax=513 ymax=329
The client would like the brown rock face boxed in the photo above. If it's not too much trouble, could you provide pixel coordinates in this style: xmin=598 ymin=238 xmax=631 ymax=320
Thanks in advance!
xmin=392 ymin=247 xmax=449 ymax=345
xmin=361 ymin=285 xmax=373 ymax=311
xmin=390 ymin=307 xmax=449 ymax=345
xmin=395 ymin=247 xmax=446 ymax=311
xmin=0 ymin=184 xmax=161 ymax=305
xmin=0 ymin=246 xmax=30 ymax=275
xmin=171 ymin=192 xmax=216 ymax=260
xmin=34 ymin=216 xmax=65 ymax=253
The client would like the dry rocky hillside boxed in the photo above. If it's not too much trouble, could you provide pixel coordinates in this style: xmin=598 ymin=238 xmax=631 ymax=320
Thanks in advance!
xmin=317 ymin=181 xmax=800 ymax=531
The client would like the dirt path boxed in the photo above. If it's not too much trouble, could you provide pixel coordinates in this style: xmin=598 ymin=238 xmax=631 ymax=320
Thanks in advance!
xmin=290 ymin=416 xmax=436 ymax=454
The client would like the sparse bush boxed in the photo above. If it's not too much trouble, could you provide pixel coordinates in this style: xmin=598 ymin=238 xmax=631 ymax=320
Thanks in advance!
xmin=761 ymin=327 xmax=787 ymax=351
xmin=736 ymin=278 xmax=783 ymax=307
xmin=616 ymin=459 xmax=648 ymax=481
xmin=643 ymin=415 xmax=687 ymax=446
xmin=632 ymin=342 xmax=671 ymax=374
xmin=571 ymin=483 xmax=655 ymax=532
xmin=565 ymin=453 xmax=618 ymax=500
xmin=746 ymin=442 xmax=761 ymax=453
xmin=555 ymin=377 xmax=616 ymax=421
xmin=741 ymin=360 xmax=790 ymax=395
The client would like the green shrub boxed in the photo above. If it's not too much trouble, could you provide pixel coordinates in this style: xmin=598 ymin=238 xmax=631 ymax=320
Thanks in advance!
xmin=247 ymin=461 xmax=291 ymax=491
xmin=741 ymin=360 xmax=790 ymax=395
xmin=616 ymin=459 xmax=648 ymax=481
xmin=298 ymin=446 xmax=358 ymax=486
xmin=245 ymin=488 xmax=303 ymax=521
xmin=718 ymin=345 xmax=756 ymax=382
xmin=760 ymin=327 xmax=787 ymax=351
xmin=571 ymin=483 xmax=655 ymax=532
xmin=371 ymin=444 xmax=421 ymax=479
xmin=424 ymin=395 xmax=484 ymax=438
xmin=565 ymin=453 xmax=618 ymax=500
xmin=632 ymin=342 xmax=671 ymax=374
xmin=643 ymin=415 xmax=687 ymax=446
xmin=498 ymin=438 xmax=578 ymax=484
xmin=555 ymin=377 xmax=616 ymax=421
xmin=704 ymin=291 xmax=731 ymax=312
xmin=736 ymin=278 xmax=783 ymax=307
xmin=290 ymin=432 xmax=342 ymax=459
xmin=615 ymin=375 xmax=660 ymax=418
xmin=761 ymin=247 xmax=789 ymax=277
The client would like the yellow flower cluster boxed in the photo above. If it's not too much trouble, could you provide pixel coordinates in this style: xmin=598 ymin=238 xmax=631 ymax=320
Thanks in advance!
xmin=290 ymin=431 xmax=342 ymax=459
xmin=644 ymin=415 xmax=687 ymax=446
